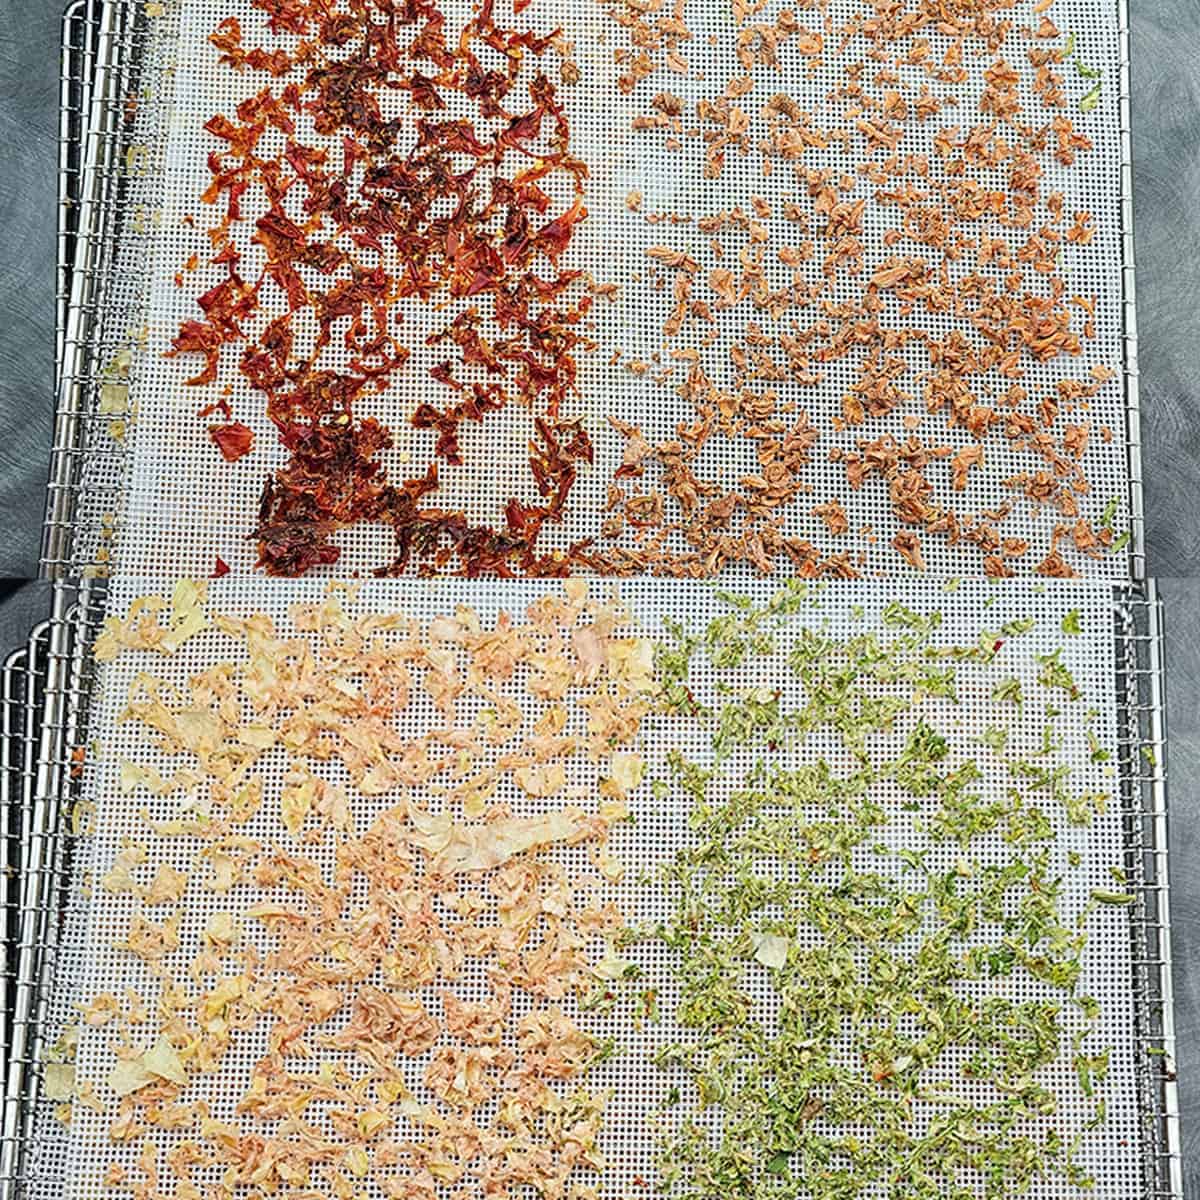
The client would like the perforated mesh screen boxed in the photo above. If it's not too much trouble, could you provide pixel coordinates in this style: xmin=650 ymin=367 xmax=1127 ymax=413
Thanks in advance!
xmin=21 ymin=577 xmax=1143 ymax=1199
xmin=64 ymin=0 xmax=1136 ymax=580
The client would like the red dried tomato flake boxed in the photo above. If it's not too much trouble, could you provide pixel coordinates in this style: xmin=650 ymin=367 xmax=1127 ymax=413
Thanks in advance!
xmin=209 ymin=421 xmax=254 ymax=462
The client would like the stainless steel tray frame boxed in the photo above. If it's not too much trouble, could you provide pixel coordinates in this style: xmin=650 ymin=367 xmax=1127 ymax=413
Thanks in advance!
xmin=1114 ymin=583 xmax=1182 ymax=1198
xmin=1116 ymin=0 xmax=1146 ymax=580
xmin=42 ymin=0 xmax=1151 ymax=581
xmin=56 ymin=0 xmax=102 ymax=378
xmin=0 ymin=582 xmax=94 ymax=1200
xmin=1 ymin=624 xmax=51 ymax=1121
xmin=46 ymin=0 xmax=166 ymax=578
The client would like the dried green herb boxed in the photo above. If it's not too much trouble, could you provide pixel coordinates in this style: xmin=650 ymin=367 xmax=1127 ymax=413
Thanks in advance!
xmin=647 ymin=591 xmax=1116 ymax=1199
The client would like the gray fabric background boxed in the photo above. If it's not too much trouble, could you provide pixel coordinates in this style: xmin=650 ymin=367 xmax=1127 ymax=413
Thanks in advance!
xmin=0 ymin=0 xmax=1197 ymax=1190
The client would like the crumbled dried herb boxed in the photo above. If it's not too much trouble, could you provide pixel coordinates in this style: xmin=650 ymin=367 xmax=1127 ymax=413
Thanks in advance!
xmin=647 ymin=586 xmax=1116 ymax=1198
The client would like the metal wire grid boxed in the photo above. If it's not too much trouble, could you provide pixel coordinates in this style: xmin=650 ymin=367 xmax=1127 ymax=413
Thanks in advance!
xmin=1116 ymin=0 xmax=1146 ymax=582
xmin=0 ymin=614 xmax=57 ymax=1190
xmin=56 ymin=1 xmax=102 ymax=380
xmin=0 ymin=577 xmax=1180 ymax=1199
xmin=45 ymin=0 xmax=170 ymax=578
xmin=44 ymin=0 xmax=1149 ymax=582
xmin=0 ymin=647 xmax=21 ymax=1123
xmin=0 ymin=583 xmax=94 ymax=1200
xmin=1 ymin=630 xmax=46 ymax=1126
xmin=1113 ymin=582 xmax=1182 ymax=1199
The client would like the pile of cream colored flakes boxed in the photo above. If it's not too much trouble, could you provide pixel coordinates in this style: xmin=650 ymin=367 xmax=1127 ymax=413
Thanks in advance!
xmin=67 ymin=580 xmax=654 ymax=1200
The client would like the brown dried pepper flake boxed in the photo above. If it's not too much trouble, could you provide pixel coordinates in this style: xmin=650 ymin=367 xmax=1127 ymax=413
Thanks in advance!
xmin=593 ymin=0 xmax=1120 ymax=577
xmin=812 ymin=500 xmax=849 ymax=536
xmin=891 ymin=530 xmax=926 ymax=571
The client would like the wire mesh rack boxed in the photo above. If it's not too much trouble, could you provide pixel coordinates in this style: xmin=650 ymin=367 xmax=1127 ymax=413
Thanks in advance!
xmin=0 ymin=576 xmax=1182 ymax=1200
xmin=0 ymin=582 xmax=95 ymax=1200
xmin=1115 ymin=583 xmax=1182 ymax=1198
xmin=47 ymin=0 xmax=171 ymax=578
xmin=0 ymin=623 xmax=51 ymax=1125
xmin=57 ymin=0 xmax=101 ymax=379
xmin=44 ymin=0 xmax=1149 ymax=582
xmin=24 ymin=0 xmax=1178 ymax=1196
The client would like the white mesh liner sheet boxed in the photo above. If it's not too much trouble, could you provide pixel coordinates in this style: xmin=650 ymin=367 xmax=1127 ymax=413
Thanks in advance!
xmin=36 ymin=577 xmax=1141 ymax=1199
xmin=90 ymin=0 xmax=1134 ymax=579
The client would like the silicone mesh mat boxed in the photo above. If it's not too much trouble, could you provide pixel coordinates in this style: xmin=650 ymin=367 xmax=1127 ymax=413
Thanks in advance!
xmin=70 ymin=0 xmax=1135 ymax=579
xmin=26 ymin=577 xmax=1142 ymax=1199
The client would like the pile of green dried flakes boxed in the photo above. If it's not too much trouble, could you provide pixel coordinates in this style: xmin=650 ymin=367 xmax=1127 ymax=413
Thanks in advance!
xmin=642 ymin=585 xmax=1124 ymax=1200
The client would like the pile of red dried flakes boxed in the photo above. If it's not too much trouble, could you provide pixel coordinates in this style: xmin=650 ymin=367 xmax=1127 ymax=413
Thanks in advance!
xmin=173 ymin=0 xmax=594 ymax=576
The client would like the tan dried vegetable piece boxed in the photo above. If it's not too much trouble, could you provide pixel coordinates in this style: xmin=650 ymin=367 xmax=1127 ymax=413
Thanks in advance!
xmin=752 ymin=931 xmax=789 ymax=969
xmin=279 ymin=769 xmax=317 ymax=834
xmin=118 ymin=760 xmax=193 ymax=795
xmin=514 ymin=761 xmax=567 ymax=797
xmin=601 ymin=750 xmax=645 ymax=798
xmin=43 ymin=1063 xmax=76 ymax=1103
xmin=142 ymin=863 xmax=187 ymax=905
xmin=409 ymin=806 xmax=588 ymax=874
xmin=82 ymin=994 xmax=120 ymax=1027
xmin=142 ymin=1035 xmax=188 ymax=1086
xmin=204 ymin=911 xmax=237 ymax=945
xmin=106 ymin=1058 xmax=152 ymax=1098
xmin=101 ymin=844 xmax=146 ymax=894
xmin=94 ymin=581 xmax=209 ymax=662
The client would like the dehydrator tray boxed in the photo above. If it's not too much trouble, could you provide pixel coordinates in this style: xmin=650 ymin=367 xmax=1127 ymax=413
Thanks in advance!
xmin=45 ymin=0 xmax=1146 ymax=582
xmin=31 ymin=2 xmax=1176 ymax=1197
xmin=0 ymin=576 xmax=1180 ymax=1200
xmin=1 ymin=609 xmax=68 ymax=1197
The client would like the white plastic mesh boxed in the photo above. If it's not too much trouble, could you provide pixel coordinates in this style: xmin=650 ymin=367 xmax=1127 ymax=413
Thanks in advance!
xmin=30 ymin=577 xmax=1140 ymax=1199
xmin=78 ymin=0 xmax=1133 ymax=579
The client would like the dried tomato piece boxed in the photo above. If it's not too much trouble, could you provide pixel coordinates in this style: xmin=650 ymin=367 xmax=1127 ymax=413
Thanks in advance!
xmin=167 ymin=321 xmax=224 ymax=386
xmin=209 ymin=421 xmax=255 ymax=462
xmin=534 ymin=196 xmax=587 ymax=260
